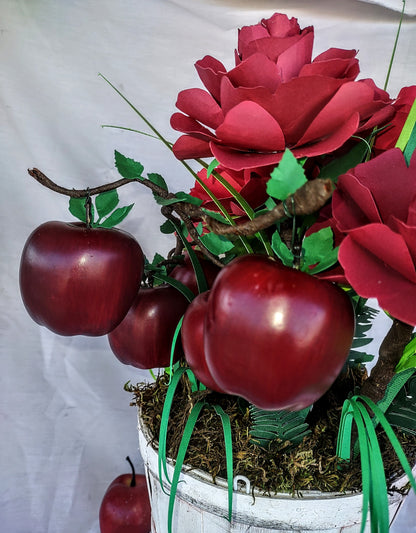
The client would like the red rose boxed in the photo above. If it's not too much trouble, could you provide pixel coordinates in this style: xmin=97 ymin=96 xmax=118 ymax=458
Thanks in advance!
xmin=171 ymin=13 xmax=394 ymax=174
xmin=190 ymin=166 xmax=269 ymax=216
xmin=374 ymin=86 xmax=416 ymax=152
xmin=333 ymin=148 xmax=416 ymax=325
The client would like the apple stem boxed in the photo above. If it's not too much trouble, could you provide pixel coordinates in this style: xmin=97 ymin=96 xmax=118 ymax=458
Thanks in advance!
xmin=84 ymin=191 xmax=93 ymax=228
xmin=126 ymin=456 xmax=136 ymax=487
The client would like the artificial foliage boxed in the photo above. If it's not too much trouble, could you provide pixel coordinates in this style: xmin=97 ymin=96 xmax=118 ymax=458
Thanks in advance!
xmin=20 ymin=6 xmax=416 ymax=533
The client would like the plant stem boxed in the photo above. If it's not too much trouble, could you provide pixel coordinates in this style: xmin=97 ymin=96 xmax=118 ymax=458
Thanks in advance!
xmin=125 ymin=456 xmax=136 ymax=488
xmin=360 ymin=318 xmax=414 ymax=403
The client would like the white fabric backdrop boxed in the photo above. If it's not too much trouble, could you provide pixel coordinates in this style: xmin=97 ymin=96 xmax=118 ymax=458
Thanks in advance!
xmin=1 ymin=1 xmax=416 ymax=532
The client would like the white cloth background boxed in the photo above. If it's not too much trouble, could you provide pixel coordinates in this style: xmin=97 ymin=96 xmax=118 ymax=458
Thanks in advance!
xmin=1 ymin=1 xmax=416 ymax=532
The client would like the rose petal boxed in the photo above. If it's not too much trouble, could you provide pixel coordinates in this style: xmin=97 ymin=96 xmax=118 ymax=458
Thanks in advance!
xmin=297 ymin=81 xmax=375 ymax=144
xmin=341 ymin=224 xmax=416 ymax=283
xmin=389 ymin=215 xmax=416 ymax=265
xmin=175 ymin=89 xmax=224 ymax=129
xmin=172 ymin=135 xmax=213 ymax=160
xmin=292 ymin=113 xmax=360 ymax=158
xmin=195 ymin=55 xmax=227 ymax=102
xmin=220 ymin=76 xmax=276 ymax=116
xmin=339 ymin=227 xmax=416 ymax=325
xmin=272 ymin=76 xmax=344 ymax=143
xmin=210 ymin=143 xmax=285 ymax=171
xmin=211 ymin=112 xmax=358 ymax=171
xmin=352 ymin=148 xmax=416 ymax=223
xmin=263 ymin=13 xmax=302 ymax=38
xmin=216 ymin=101 xmax=285 ymax=151
xmin=333 ymin=172 xmax=382 ymax=232
xmin=227 ymin=53 xmax=282 ymax=92
xmin=275 ymin=30 xmax=314 ymax=82
xmin=299 ymin=49 xmax=359 ymax=81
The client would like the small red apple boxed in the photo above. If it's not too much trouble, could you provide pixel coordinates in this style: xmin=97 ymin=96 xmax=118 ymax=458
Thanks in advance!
xmin=182 ymin=291 xmax=224 ymax=392
xmin=99 ymin=456 xmax=151 ymax=533
xmin=169 ymin=252 xmax=220 ymax=295
xmin=19 ymin=221 xmax=144 ymax=336
xmin=108 ymin=284 xmax=189 ymax=369
xmin=204 ymin=254 xmax=355 ymax=411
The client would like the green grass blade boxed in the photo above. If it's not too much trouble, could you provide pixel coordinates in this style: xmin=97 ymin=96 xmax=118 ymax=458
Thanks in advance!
xmin=168 ymin=401 xmax=207 ymax=533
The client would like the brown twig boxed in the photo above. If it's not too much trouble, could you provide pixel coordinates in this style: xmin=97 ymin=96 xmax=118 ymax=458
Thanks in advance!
xmin=203 ymin=178 xmax=333 ymax=236
xmin=28 ymin=167 xmax=171 ymax=199
xmin=360 ymin=318 xmax=414 ymax=403
xmin=27 ymin=167 xmax=224 ymax=266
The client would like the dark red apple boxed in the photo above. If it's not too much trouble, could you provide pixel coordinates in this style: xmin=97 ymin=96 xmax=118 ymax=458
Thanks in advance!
xmin=169 ymin=251 xmax=220 ymax=295
xmin=99 ymin=456 xmax=151 ymax=533
xmin=19 ymin=221 xmax=144 ymax=336
xmin=181 ymin=291 xmax=224 ymax=392
xmin=108 ymin=284 xmax=189 ymax=369
xmin=204 ymin=254 xmax=355 ymax=411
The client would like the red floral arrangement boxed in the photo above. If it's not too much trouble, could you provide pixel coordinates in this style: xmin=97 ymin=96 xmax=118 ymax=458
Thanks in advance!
xmin=20 ymin=11 xmax=416 ymax=533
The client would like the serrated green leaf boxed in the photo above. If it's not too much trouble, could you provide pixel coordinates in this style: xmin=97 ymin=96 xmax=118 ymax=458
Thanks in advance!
xmin=200 ymin=232 xmax=234 ymax=255
xmin=160 ymin=220 xmax=176 ymax=234
xmin=114 ymin=150 xmax=144 ymax=179
xmin=99 ymin=204 xmax=134 ymax=228
xmin=95 ymin=190 xmax=119 ymax=220
xmin=266 ymin=149 xmax=307 ymax=201
xmin=175 ymin=191 xmax=203 ymax=206
xmin=271 ymin=230 xmax=294 ymax=267
xmin=302 ymin=227 xmax=339 ymax=274
xmin=264 ymin=196 xmax=277 ymax=210
xmin=69 ymin=196 xmax=88 ymax=222
xmin=147 ymin=172 xmax=167 ymax=190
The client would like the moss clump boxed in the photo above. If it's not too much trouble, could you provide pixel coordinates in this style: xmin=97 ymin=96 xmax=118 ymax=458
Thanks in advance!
xmin=128 ymin=368 xmax=416 ymax=496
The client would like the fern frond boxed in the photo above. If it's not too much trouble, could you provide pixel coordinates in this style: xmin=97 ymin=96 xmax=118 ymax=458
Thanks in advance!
xmin=249 ymin=405 xmax=311 ymax=448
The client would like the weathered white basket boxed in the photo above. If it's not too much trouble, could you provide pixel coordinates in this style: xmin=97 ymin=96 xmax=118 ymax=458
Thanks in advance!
xmin=137 ymin=412 xmax=412 ymax=533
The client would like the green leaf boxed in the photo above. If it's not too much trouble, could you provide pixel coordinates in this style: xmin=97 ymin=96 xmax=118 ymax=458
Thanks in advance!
xmin=174 ymin=191 xmax=203 ymax=206
xmin=95 ymin=190 xmax=119 ymax=220
xmin=271 ymin=230 xmax=294 ymax=267
xmin=199 ymin=232 xmax=234 ymax=255
xmin=69 ymin=196 xmax=88 ymax=223
xmin=301 ymin=227 xmax=339 ymax=274
xmin=99 ymin=204 xmax=134 ymax=228
xmin=200 ymin=208 xmax=230 ymax=224
xmin=114 ymin=150 xmax=144 ymax=179
xmin=206 ymin=158 xmax=219 ymax=178
xmin=319 ymin=140 xmax=369 ymax=181
xmin=396 ymin=336 xmax=416 ymax=372
xmin=147 ymin=172 xmax=168 ymax=191
xmin=266 ymin=149 xmax=307 ymax=201
xmin=160 ymin=220 xmax=176 ymax=234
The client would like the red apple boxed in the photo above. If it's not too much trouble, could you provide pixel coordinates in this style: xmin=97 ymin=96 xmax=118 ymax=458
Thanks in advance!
xmin=108 ymin=284 xmax=189 ymax=369
xmin=19 ymin=221 xmax=144 ymax=336
xmin=99 ymin=456 xmax=151 ymax=533
xmin=169 ymin=252 xmax=220 ymax=295
xmin=181 ymin=291 xmax=224 ymax=392
xmin=204 ymin=254 xmax=355 ymax=411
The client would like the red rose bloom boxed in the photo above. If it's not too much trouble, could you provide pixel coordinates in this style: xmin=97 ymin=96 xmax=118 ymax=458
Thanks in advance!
xmin=333 ymin=148 xmax=416 ymax=325
xmin=171 ymin=13 xmax=394 ymax=174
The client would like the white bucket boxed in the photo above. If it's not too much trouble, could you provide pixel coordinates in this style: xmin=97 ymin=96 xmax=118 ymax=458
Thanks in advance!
xmin=137 ymin=412 xmax=412 ymax=533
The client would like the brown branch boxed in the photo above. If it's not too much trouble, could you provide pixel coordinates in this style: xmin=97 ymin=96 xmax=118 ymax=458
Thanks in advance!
xmin=360 ymin=318 xmax=414 ymax=403
xmin=28 ymin=167 xmax=223 ymax=267
xmin=28 ymin=167 xmax=172 ymax=199
xmin=203 ymin=178 xmax=333 ymax=236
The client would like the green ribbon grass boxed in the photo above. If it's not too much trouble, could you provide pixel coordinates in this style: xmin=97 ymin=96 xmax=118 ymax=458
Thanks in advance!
xmin=337 ymin=393 xmax=416 ymax=533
